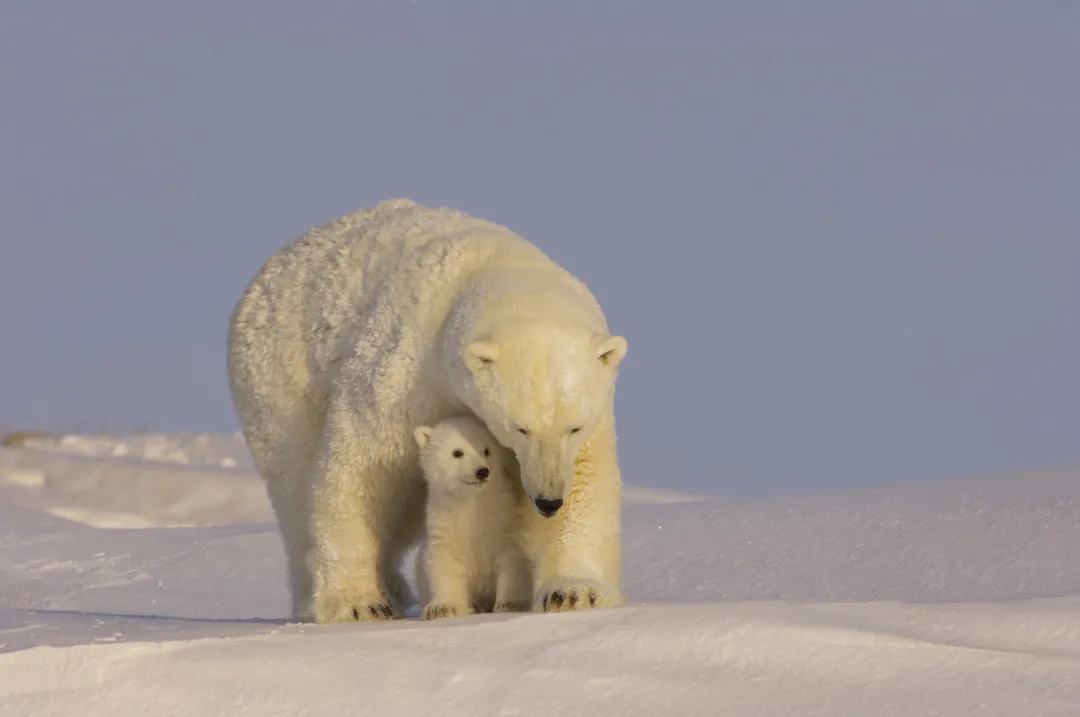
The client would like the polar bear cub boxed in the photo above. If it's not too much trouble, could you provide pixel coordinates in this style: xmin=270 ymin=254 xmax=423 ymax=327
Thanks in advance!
xmin=413 ymin=415 xmax=532 ymax=620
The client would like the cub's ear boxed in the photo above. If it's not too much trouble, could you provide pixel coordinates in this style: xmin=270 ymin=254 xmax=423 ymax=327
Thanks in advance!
xmin=595 ymin=335 xmax=628 ymax=369
xmin=413 ymin=426 xmax=434 ymax=449
xmin=465 ymin=340 xmax=499 ymax=372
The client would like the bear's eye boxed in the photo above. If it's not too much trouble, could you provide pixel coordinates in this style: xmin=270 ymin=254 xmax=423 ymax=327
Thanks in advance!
xmin=569 ymin=427 xmax=582 ymax=435
xmin=484 ymin=448 xmax=490 ymax=456
xmin=516 ymin=427 xmax=529 ymax=436
xmin=452 ymin=449 xmax=464 ymax=458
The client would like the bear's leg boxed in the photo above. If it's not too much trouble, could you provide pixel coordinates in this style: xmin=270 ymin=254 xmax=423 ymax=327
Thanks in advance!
xmin=413 ymin=541 xmax=431 ymax=606
xmin=493 ymin=541 xmax=533 ymax=613
xmin=385 ymin=568 xmax=415 ymax=616
xmin=532 ymin=413 xmax=624 ymax=613
xmin=421 ymin=536 xmax=475 ymax=621
xmin=380 ymin=476 xmax=427 ymax=615
xmin=266 ymin=480 xmax=316 ymax=620
xmin=306 ymin=411 xmax=409 ymax=624
xmin=471 ymin=596 xmax=496 ymax=614
xmin=234 ymin=391 xmax=326 ymax=622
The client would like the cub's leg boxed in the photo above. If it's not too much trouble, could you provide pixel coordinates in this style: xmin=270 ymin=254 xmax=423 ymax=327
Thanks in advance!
xmin=421 ymin=532 xmax=474 ymax=621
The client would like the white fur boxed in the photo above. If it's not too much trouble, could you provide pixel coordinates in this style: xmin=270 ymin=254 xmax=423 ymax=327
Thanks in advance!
xmin=227 ymin=199 xmax=629 ymax=623
xmin=413 ymin=416 xmax=531 ymax=620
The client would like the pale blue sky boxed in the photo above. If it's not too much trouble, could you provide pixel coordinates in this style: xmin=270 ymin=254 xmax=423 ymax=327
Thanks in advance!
xmin=2 ymin=2 xmax=1078 ymax=496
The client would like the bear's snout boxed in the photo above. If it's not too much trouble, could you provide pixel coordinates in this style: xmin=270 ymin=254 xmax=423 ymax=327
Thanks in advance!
xmin=475 ymin=467 xmax=490 ymax=482
xmin=534 ymin=497 xmax=563 ymax=517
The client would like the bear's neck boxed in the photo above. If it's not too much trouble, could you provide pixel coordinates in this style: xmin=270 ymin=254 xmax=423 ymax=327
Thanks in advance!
xmin=441 ymin=263 xmax=607 ymax=354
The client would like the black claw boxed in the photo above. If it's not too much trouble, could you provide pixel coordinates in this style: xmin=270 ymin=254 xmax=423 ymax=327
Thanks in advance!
xmin=551 ymin=590 xmax=565 ymax=608
xmin=568 ymin=591 xmax=579 ymax=608
xmin=542 ymin=593 xmax=549 ymax=611
xmin=352 ymin=607 xmax=360 ymax=620
xmin=588 ymin=589 xmax=598 ymax=606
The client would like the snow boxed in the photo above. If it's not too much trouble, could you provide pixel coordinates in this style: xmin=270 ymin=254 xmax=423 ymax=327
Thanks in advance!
xmin=1 ymin=434 xmax=1078 ymax=715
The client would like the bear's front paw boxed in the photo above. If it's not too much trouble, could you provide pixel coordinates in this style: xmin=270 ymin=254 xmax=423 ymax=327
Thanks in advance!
xmin=312 ymin=589 xmax=396 ymax=624
xmin=421 ymin=602 xmax=473 ymax=621
xmin=534 ymin=579 xmax=621 ymax=613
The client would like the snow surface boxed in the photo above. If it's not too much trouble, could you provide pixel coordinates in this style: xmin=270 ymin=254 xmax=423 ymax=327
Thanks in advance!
xmin=1 ymin=433 xmax=1078 ymax=715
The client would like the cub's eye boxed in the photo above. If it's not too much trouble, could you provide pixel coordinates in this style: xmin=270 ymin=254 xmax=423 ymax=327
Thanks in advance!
xmin=516 ymin=427 xmax=529 ymax=436
xmin=484 ymin=448 xmax=490 ymax=456
xmin=569 ymin=427 xmax=582 ymax=435
xmin=452 ymin=449 xmax=464 ymax=458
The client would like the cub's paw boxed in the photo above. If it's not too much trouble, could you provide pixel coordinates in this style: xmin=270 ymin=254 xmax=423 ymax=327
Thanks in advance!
xmin=421 ymin=602 xmax=473 ymax=621
xmin=493 ymin=600 xmax=531 ymax=614
xmin=534 ymin=579 xmax=621 ymax=613
xmin=313 ymin=589 xmax=396 ymax=624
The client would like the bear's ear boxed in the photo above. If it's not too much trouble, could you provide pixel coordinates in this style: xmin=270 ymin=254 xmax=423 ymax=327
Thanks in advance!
xmin=413 ymin=426 xmax=434 ymax=449
xmin=595 ymin=335 xmax=628 ymax=369
xmin=465 ymin=341 xmax=499 ymax=372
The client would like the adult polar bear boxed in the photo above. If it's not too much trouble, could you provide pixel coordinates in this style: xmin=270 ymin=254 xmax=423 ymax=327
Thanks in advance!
xmin=227 ymin=199 xmax=629 ymax=623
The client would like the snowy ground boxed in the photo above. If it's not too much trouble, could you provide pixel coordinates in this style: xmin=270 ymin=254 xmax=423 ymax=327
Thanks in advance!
xmin=1 ymin=433 xmax=1078 ymax=716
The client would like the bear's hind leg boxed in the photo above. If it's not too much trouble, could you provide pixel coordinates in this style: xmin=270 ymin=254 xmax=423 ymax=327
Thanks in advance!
xmin=307 ymin=412 xmax=412 ymax=623
xmin=266 ymin=480 xmax=316 ymax=620
xmin=493 ymin=540 xmax=533 ymax=613
xmin=233 ymin=389 xmax=326 ymax=622
xmin=381 ymin=475 xmax=427 ymax=615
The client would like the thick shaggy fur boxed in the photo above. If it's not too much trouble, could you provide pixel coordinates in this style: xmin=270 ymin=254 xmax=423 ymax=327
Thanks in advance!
xmin=413 ymin=416 xmax=531 ymax=620
xmin=227 ymin=199 xmax=628 ymax=623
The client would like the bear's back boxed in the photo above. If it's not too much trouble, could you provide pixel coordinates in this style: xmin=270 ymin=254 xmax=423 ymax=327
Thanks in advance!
xmin=231 ymin=199 xmax=546 ymax=390
xmin=263 ymin=199 xmax=527 ymax=324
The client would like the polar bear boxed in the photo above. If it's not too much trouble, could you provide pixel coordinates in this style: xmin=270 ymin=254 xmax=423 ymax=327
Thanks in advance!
xmin=227 ymin=199 xmax=629 ymax=623
xmin=412 ymin=416 xmax=532 ymax=620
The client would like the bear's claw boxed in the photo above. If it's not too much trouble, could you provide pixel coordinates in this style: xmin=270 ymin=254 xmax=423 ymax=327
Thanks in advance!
xmin=336 ymin=600 xmax=395 ymax=622
xmin=353 ymin=604 xmax=394 ymax=620
xmin=543 ymin=587 xmax=596 ymax=610
xmin=312 ymin=590 xmax=397 ymax=623
xmin=422 ymin=602 xmax=473 ymax=621
xmin=493 ymin=600 xmax=531 ymax=613
xmin=535 ymin=580 xmax=618 ymax=613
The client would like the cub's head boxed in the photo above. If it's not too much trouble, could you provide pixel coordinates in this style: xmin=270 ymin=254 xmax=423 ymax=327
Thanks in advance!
xmin=413 ymin=415 xmax=506 ymax=493
xmin=451 ymin=323 xmax=628 ymax=517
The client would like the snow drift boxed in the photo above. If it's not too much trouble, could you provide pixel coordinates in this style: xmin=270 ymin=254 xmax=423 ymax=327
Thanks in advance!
xmin=1 ymin=433 xmax=1078 ymax=716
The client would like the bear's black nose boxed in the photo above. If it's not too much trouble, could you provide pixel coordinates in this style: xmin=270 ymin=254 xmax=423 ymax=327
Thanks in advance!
xmin=534 ymin=497 xmax=563 ymax=517
xmin=475 ymin=467 xmax=489 ymax=482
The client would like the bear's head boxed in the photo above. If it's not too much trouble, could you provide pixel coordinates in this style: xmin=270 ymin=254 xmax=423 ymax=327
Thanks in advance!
xmin=452 ymin=323 xmax=628 ymax=517
xmin=413 ymin=415 xmax=507 ymax=495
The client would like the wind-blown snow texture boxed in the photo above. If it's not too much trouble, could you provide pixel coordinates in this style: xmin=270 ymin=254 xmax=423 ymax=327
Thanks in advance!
xmin=1 ymin=433 xmax=1078 ymax=715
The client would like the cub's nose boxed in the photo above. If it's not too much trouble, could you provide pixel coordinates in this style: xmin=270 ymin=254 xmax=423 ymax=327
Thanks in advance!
xmin=475 ymin=467 xmax=490 ymax=482
xmin=534 ymin=497 xmax=563 ymax=517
